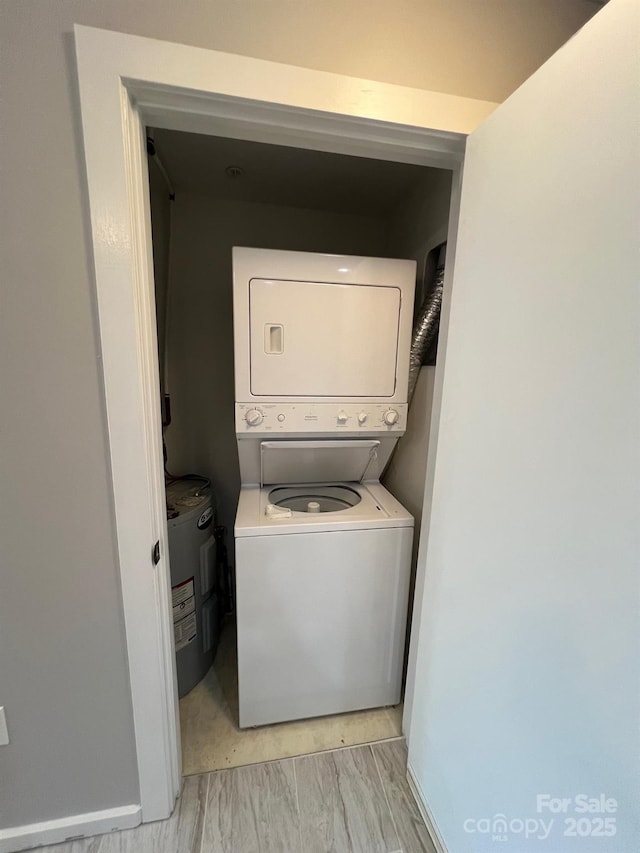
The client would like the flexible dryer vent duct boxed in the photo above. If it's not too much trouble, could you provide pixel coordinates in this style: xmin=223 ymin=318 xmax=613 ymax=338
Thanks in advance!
xmin=407 ymin=251 xmax=445 ymax=404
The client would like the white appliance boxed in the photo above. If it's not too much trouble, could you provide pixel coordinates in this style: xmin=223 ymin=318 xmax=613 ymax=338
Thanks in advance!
xmin=233 ymin=247 xmax=416 ymax=728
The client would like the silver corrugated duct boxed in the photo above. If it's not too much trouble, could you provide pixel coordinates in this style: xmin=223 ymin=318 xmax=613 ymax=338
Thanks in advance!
xmin=407 ymin=262 xmax=445 ymax=403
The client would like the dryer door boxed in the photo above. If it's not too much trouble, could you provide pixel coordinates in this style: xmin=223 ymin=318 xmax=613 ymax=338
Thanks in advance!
xmin=249 ymin=278 xmax=401 ymax=397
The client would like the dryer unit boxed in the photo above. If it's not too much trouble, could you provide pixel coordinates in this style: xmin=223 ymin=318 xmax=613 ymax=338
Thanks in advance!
xmin=233 ymin=247 xmax=416 ymax=728
xmin=233 ymin=247 xmax=415 ymax=423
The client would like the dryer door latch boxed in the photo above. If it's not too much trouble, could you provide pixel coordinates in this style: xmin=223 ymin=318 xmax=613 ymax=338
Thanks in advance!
xmin=152 ymin=540 xmax=160 ymax=566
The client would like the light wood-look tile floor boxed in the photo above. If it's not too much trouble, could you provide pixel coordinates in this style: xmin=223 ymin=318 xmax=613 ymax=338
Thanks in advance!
xmin=180 ymin=621 xmax=403 ymax=774
xmin=37 ymin=740 xmax=436 ymax=853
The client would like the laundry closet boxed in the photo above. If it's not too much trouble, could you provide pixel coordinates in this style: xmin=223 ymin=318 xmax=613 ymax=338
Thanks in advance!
xmin=147 ymin=129 xmax=452 ymax=775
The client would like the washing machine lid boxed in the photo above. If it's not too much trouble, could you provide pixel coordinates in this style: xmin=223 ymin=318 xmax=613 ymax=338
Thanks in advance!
xmin=260 ymin=440 xmax=380 ymax=486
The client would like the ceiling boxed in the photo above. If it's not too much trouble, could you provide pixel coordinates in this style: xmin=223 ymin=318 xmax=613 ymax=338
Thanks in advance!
xmin=149 ymin=128 xmax=443 ymax=217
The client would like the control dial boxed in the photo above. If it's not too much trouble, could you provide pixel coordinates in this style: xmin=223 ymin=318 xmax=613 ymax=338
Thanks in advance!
xmin=245 ymin=409 xmax=264 ymax=427
xmin=337 ymin=410 xmax=348 ymax=424
xmin=358 ymin=412 xmax=368 ymax=425
xmin=383 ymin=409 xmax=399 ymax=426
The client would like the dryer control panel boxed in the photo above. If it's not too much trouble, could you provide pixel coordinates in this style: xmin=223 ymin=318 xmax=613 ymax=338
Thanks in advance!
xmin=236 ymin=402 xmax=407 ymax=436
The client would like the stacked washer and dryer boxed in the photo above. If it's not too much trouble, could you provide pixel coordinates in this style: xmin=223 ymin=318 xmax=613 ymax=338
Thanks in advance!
xmin=233 ymin=247 xmax=416 ymax=728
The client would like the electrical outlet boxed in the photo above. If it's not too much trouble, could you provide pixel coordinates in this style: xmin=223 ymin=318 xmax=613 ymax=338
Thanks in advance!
xmin=0 ymin=707 xmax=9 ymax=746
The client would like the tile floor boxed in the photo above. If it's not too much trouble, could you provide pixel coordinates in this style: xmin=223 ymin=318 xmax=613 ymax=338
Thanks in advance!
xmin=38 ymin=740 xmax=436 ymax=853
xmin=180 ymin=621 xmax=403 ymax=774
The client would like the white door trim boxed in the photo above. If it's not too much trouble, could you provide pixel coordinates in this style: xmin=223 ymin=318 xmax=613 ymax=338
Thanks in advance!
xmin=74 ymin=24 xmax=491 ymax=820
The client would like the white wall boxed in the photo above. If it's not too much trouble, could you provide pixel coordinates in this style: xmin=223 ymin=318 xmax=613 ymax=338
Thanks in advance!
xmin=0 ymin=0 xmax=601 ymax=834
xmin=385 ymin=366 xmax=437 ymax=524
xmin=382 ymin=169 xmax=451 ymax=663
xmin=5 ymin=0 xmax=598 ymax=102
xmin=407 ymin=2 xmax=640 ymax=850
xmin=163 ymin=194 xmax=389 ymax=539
xmin=383 ymin=366 xmax=437 ymax=664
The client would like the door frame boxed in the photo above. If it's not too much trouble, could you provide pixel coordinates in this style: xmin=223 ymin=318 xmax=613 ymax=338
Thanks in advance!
xmin=74 ymin=24 xmax=494 ymax=821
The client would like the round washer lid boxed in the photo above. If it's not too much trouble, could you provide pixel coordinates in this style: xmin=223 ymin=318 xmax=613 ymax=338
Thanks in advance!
xmin=268 ymin=484 xmax=361 ymax=513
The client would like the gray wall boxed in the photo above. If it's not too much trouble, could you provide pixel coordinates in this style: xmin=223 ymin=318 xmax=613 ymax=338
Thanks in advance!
xmin=0 ymin=0 xmax=598 ymax=831
xmin=148 ymin=158 xmax=173 ymax=404
xmin=1 ymin=4 xmax=142 ymax=830
xmin=387 ymin=169 xmax=452 ymax=282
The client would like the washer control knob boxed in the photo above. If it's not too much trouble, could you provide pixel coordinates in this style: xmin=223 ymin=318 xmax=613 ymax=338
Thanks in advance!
xmin=245 ymin=409 xmax=263 ymax=427
xmin=357 ymin=412 xmax=368 ymax=425
xmin=383 ymin=409 xmax=399 ymax=426
xmin=337 ymin=410 xmax=348 ymax=424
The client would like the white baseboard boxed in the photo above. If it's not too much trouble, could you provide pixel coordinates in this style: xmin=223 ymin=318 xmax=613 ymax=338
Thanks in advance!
xmin=406 ymin=761 xmax=448 ymax=853
xmin=0 ymin=804 xmax=141 ymax=853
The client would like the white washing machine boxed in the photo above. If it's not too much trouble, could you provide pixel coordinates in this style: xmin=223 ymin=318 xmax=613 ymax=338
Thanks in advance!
xmin=233 ymin=247 xmax=416 ymax=728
